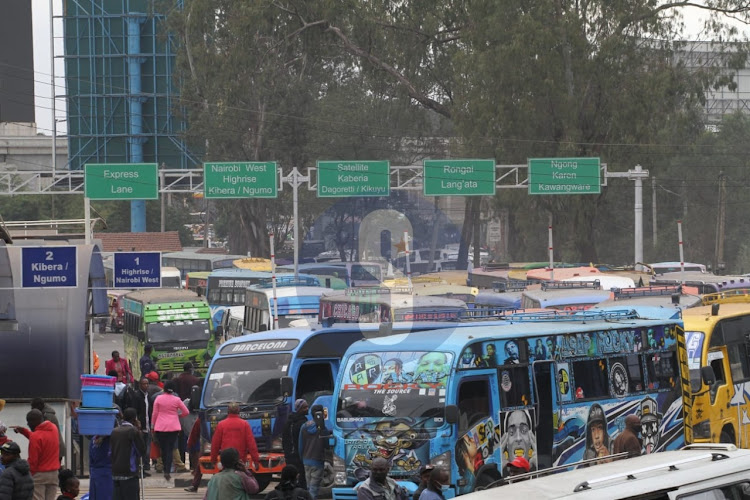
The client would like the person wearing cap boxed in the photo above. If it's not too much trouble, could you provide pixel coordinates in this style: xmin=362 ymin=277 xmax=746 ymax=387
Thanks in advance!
xmin=505 ymin=456 xmax=530 ymax=478
xmin=613 ymin=415 xmax=643 ymax=458
xmin=415 ymin=467 xmax=450 ymax=500
xmin=210 ymin=403 xmax=260 ymax=470
xmin=11 ymin=409 xmax=60 ymax=500
xmin=412 ymin=464 xmax=435 ymax=500
xmin=0 ymin=441 xmax=34 ymax=500
xmin=139 ymin=345 xmax=157 ymax=379
xmin=583 ymin=403 xmax=612 ymax=463
xmin=282 ymin=399 xmax=309 ymax=489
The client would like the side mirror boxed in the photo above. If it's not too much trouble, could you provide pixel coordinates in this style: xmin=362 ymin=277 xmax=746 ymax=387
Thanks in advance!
xmin=280 ymin=376 xmax=294 ymax=397
xmin=445 ymin=404 xmax=459 ymax=425
xmin=190 ymin=385 xmax=202 ymax=411
xmin=701 ymin=365 xmax=717 ymax=387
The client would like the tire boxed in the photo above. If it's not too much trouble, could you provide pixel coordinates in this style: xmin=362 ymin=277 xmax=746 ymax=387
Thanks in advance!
xmin=255 ymin=473 xmax=272 ymax=493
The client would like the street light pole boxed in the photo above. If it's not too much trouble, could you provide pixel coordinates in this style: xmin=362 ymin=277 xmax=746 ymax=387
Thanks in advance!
xmin=606 ymin=165 xmax=650 ymax=270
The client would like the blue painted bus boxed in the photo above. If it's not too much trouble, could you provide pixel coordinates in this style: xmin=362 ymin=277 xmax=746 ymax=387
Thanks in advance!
xmin=205 ymin=269 xmax=319 ymax=325
xmin=330 ymin=309 xmax=686 ymax=499
xmin=195 ymin=319 xmax=509 ymax=491
xmin=243 ymin=280 xmax=334 ymax=332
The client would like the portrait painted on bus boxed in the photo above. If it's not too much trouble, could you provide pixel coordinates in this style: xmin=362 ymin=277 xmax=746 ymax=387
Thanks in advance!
xmin=531 ymin=337 xmax=548 ymax=362
xmin=498 ymin=409 xmax=537 ymax=472
xmin=455 ymin=418 xmax=498 ymax=495
xmin=412 ymin=351 xmax=451 ymax=387
xmin=637 ymin=396 xmax=662 ymax=454
xmin=499 ymin=339 xmax=527 ymax=365
xmin=582 ymin=403 xmax=612 ymax=462
xmin=459 ymin=344 xmax=486 ymax=369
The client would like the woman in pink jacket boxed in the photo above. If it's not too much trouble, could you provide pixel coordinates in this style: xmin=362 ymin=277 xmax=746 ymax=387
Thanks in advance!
xmin=151 ymin=380 xmax=190 ymax=481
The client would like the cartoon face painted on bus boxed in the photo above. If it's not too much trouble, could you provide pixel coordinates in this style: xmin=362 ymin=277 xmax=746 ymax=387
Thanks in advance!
xmin=638 ymin=397 xmax=662 ymax=454
xmin=352 ymin=419 xmax=423 ymax=474
xmin=413 ymin=352 xmax=450 ymax=386
xmin=499 ymin=409 xmax=536 ymax=471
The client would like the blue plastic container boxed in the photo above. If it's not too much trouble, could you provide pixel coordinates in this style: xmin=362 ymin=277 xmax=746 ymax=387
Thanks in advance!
xmin=75 ymin=408 xmax=118 ymax=436
xmin=81 ymin=386 xmax=115 ymax=408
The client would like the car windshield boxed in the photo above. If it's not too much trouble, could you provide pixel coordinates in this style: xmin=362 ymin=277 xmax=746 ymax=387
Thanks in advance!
xmin=685 ymin=330 xmax=705 ymax=392
xmin=336 ymin=350 xmax=453 ymax=428
xmin=204 ymin=354 xmax=291 ymax=406
xmin=147 ymin=320 xmax=210 ymax=343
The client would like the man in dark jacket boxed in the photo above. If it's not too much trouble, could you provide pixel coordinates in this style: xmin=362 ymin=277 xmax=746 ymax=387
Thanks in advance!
xmin=139 ymin=344 xmax=156 ymax=379
xmin=125 ymin=378 xmax=152 ymax=473
xmin=300 ymin=405 xmax=329 ymax=499
xmin=613 ymin=414 xmax=642 ymax=458
xmin=111 ymin=407 xmax=146 ymax=499
xmin=264 ymin=464 xmax=312 ymax=500
xmin=282 ymin=399 xmax=309 ymax=489
xmin=0 ymin=442 xmax=34 ymax=500
xmin=175 ymin=362 xmax=200 ymax=401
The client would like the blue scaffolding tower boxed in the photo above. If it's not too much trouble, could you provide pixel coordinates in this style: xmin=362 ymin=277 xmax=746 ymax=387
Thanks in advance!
xmin=63 ymin=0 xmax=199 ymax=231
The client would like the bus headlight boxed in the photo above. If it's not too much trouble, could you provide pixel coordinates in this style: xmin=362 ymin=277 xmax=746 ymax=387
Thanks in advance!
xmin=693 ymin=419 xmax=712 ymax=439
xmin=431 ymin=451 xmax=451 ymax=469
xmin=333 ymin=454 xmax=347 ymax=485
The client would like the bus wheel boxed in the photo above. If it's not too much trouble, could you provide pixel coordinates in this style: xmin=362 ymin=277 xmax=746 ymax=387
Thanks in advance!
xmin=720 ymin=427 xmax=735 ymax=445
xmin=255 ymin=473 xmax=272 ymax=493
xmin=474 ymin=464 xmax=502 ymax=491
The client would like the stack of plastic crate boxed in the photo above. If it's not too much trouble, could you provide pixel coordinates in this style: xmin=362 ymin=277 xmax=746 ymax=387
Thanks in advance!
xmin=76 ymin=375 xmax=119 ymax=435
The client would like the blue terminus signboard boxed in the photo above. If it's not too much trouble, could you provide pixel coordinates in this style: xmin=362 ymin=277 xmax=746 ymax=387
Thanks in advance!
xmin=21 ymin=246 xmax=78 ymax=288
xmin=114 ymin=252 xmax=162 ymax=288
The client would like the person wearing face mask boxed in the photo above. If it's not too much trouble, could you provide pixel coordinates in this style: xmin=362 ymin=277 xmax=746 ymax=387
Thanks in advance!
xmin=613 ymin=415 xmax=643 ymax=458
xmin=416 ymin=467 xmax=450 ymax=500
xmin=356 ymin=457 xmax=409 ymax=500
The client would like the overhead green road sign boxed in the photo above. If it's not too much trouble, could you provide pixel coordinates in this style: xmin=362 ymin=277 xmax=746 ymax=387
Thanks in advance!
xmin=528 ymin=157 xmax=601 ymax=195
xmin=84 ymin=163 xmax=158 ymax=200
xmin=317 ymin=160 xmax=390 ymax=197
xmin=204 ymin=162 xmax=278 ymax=198
xmin=423 ymin=159 xmax=496 ymax=196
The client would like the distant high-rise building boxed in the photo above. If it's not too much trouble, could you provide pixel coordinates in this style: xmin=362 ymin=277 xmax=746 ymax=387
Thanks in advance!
xmin=0 ymin=0 xmax=35 ymax=123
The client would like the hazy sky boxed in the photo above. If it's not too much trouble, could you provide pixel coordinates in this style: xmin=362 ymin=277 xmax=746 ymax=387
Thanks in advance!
xmin=29 ymin=1 xmax=750 ymax=137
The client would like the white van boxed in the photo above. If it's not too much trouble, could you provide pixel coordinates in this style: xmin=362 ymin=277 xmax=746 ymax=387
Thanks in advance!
xmin=465 ymin=444 xmax=750 ymax=500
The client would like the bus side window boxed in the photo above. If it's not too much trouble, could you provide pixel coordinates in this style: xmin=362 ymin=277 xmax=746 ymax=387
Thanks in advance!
xmin=645 ymin=351 xmax=678 ymax=391
xmin=296 ymin=362 xmax=334 ymax=404
xmin=499 ymin=367 xmax=531 ymax=408
xmin=572 ymin=359 xmax=608 ymax=400
xmin=457 ymin=379 xmax=490 ymax=432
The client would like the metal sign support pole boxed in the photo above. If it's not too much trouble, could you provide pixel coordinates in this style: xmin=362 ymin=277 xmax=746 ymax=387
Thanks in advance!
xmin=280 ymin=168 xmax=309 ymax=279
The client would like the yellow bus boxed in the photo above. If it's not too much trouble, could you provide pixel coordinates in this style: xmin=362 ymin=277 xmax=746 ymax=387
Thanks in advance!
xmin=682 ymin=289 xmax=750 ymax=447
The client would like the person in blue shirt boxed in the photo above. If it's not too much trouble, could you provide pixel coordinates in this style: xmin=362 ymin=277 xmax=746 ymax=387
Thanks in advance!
xmin=417 ymin=467 xmax=449 ymax=500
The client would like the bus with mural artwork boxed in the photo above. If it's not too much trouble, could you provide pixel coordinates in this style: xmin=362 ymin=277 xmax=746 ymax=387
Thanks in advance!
xmin=681 ymin=289 xmax=750 ymax=447
xmin=330 ymin=309 xmax=687 ymax=500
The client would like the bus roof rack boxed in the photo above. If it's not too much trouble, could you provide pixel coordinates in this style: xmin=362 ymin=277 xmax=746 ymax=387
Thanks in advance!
xmin=345 ymin=286 xmax=413 ymax=296
xmin=503 ymin=309 xmax=638 ymax=322
xmin=493 ymin=280 xmax=531 ymax=292
xmin=481 ymin=262 xmax=510 ymax=271
xmin=572 ymin=452 xmax=730 ymax=493
xmin=701 ymin=288 xmax=750 ymax=305
xmin=541 ymin=280 xmax=601 ymax=291
xmin=612 ymin=285 xmax=682 ymax=299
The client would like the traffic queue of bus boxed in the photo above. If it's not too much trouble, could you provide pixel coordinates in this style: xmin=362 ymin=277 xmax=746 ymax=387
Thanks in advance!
xmin=104 ymin=258 xmax=750 ymax=498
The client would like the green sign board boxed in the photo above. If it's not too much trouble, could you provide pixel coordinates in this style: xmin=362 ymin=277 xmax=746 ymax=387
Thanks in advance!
xmin=84 ymin=163 xmax=158 ymax=200
xmin=528 ymin=157 xmax=601 ymax=195
xmin=317 ymin=161 xmax=390 ymax=197
xmin=204 ymin=162 xmax=278 ymax=198
xmin=423 ymin=159 xmax=496 ymax=196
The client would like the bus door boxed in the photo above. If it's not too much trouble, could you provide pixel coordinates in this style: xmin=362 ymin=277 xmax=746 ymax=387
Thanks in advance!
xmin=295 ymin=360 xmax=336 ymax=405
xmin=532 ymin=361 xmax=559 ymax=470
xmin=453 ymin=371 xmax=501 ymax=494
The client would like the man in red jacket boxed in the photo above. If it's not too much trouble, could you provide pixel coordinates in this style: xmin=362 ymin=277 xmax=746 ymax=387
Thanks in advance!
xmin=11 ymin=409 xmax=60 ymax=500
xmin=210 ymin=403 xmax=259 ymax=470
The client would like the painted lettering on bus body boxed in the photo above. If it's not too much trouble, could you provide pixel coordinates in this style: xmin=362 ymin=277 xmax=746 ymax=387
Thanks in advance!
xmin=558 ymin=333 xmax=594 ymax=357
xmin=343 ymin=382 xmax=443 ymax=390
xmin=596 ymin=330 xmax=634 ymax=355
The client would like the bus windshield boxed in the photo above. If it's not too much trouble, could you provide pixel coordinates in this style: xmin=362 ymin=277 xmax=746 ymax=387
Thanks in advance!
xmin=685 ymin=330 xmax=706 ymax=392
xmin=351 ymin=264 xmax=381 ymax=282
xmin=147 ymin=320 xmax=211 ymax=343
xmin=336 ymin=351 xmax=453 ymax=428
xmin=204 ymin=354 xmax=292 ymax=406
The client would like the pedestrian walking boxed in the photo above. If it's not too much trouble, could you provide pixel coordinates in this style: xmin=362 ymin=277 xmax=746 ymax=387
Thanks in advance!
xmin=203 ymin=448 xmax=259 ymax=500
xmin=125 ymin=377 xmax=152 ymax=474
xmin=415 ymin=467 xmax=449 ymax=500
xmin=110 ymin=408 xmax=146 ymax=500
xmin=175 ymin=362 xmax=200 ymax=401
xmin=139 ymin=345 xmax=156 ymax=379
xmin=105 ymin=351 xmax=134 ymax=385
xmin=0 ymin=442 xmax=34 ymax=500
xmin=356 ymin=458 xmax=409 ymax=500
xmin=55 ymin=469 xmax=79 ymax=500
xmin=613 ymin=415 xmax=643 ymax=458
xmin=413 ymin=464 xmax=435 ymax=500
xmin=30 ymin=399 xmax=65 ymax=464
xmin=151 ymin=380 xmax=190 ymax=481
xmin=210 ymin=403 xmax=259 ymax=470
xmin=88 ymin=436 xmax=113 ymax=499
xmin=264 ymin=464 xmax=312 ymax=500
xmin=11 ymin=409 xmax=60 ymax=500
xmin=300 ymin=405 xmax=329 ymax=499
xmin=282 ymin=399 xmax=309 ymax=489
xmin=183 ymin=416 xmax=203 ymax=493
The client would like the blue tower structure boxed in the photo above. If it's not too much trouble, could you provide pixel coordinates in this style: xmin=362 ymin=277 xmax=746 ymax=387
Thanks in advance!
xmin=63 ymin=0 xmax=200 ymax=231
